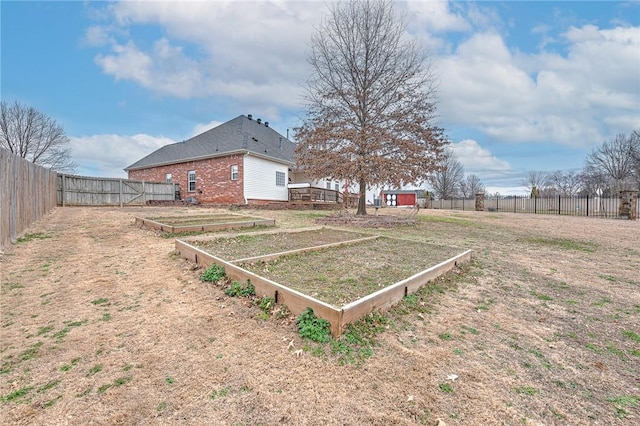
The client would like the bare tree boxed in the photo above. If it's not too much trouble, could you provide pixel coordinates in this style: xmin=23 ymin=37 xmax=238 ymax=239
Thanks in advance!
xmin=295 ymin=0 xmax=448 ymax=215
xmin=459 ymin=174 xmax=485 ymax=198
xmin=546 ymin=170 xmax=582 ymax=196
xmin=0 ymin=100 xmax=76 ymax=172
xmin=585 ymin=133 xmax=637 ymax=193
xmin=427 ymin=148 xmax=464 ymax=199
xmin=521 ymin=171 xmax=548 ymax=198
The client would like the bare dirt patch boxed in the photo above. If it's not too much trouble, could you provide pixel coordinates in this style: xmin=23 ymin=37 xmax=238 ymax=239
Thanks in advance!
xmin=1 ymin=206 xmax=638 ymax=425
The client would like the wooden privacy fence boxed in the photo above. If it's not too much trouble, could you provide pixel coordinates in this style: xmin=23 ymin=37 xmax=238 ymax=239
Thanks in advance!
xmin=1 ymin=148 xmax=58 ymax=250
xmin=57 ymin=174 xmax=177 ymax=207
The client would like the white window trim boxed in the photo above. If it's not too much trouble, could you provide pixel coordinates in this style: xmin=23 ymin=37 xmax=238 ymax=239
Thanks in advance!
xmin=188 ymin=170 xmax=196 ymax=192
xmin=231 ymin=164 xmax=239 ymax=180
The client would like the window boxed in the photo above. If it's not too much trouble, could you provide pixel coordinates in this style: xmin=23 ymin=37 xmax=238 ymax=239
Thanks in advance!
xmin=335 ymin=182 xmax=339 ymax=191
xmin=165 ymin=173 xmax=172 ymax=183
xmin=230 ymin=164 xmax=239 ymax=180
xmin=326 ymin=181 xmax=331 ymax=189
xmin=276 ymin=171 xmax=286 ymax=187
xmin=188 ymin=170 xmax=196 ymax=192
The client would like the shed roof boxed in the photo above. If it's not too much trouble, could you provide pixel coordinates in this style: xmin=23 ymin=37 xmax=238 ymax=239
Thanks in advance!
xmin=125 ymin=115 xmax=296 ymax=171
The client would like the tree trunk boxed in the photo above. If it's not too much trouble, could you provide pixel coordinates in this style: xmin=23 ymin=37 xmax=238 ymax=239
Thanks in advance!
xmin=356 ymin=179 xmax=367 ymax=215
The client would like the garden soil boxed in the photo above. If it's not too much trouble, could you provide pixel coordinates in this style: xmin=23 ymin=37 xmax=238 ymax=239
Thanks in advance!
xmin=1 ymin=206 xmax=638 ymax=425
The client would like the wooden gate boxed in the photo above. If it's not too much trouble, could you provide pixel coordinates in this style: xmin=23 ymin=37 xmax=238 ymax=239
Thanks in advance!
xmin=57 ymin=174 xmax=177 ymax=207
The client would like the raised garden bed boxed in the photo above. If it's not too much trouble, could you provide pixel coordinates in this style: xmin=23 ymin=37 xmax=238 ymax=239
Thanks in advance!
xmin=191 ymin=227 xmax=372 ymax=260
xmin=176 ymin=228 xmax=471 ymax=336
xmin=135 ymin=213 xmax=275 ymax=233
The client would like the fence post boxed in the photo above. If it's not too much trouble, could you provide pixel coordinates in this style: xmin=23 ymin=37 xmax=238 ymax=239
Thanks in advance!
xmin=496 ymin=197 xmax=499 ymax=212
xmin=119 ymin=179 xmax=123 ymax=208
xmin=558 ymin=195 xmax=561 ymax=215
xmin=61 ymin=174 xmax=67 ymax=207
xmin=534 ymin=196 xmax=537 ymax=214
xmin=586 ymin=195 xmax=589 ymax=217
xmin=475 ymin=193 xmax=484 ymax=211
xmin=619 ymin=190 xmax=638 ymax=220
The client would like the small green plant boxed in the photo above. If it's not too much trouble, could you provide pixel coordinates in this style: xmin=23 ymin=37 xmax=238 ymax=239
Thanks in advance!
xmin=87 ymin=364 xmax=103 ymax=376
xmin=165 ymin=376 xmax=175 ymax=385
xmin=622 ymin=330 xmax=640 ymax=343
xmin=200 ymin=264 xmax=226 ymax=282
xmin=2 ymin=281 xmax=24 ymax=291
xmin=438 ymin=332 xmax=452 ymax=341
xmin=43 ymin=395 xmax=62 ymax=407
xmin=157 ymin=401 xmax=168 ymax=411
xmin=101 ymin=312 xmax=112 ymax=321
xmin=98 ymin=384 xmax=112 ymax=394
xmin=515 ymin=386 xmax=539 ymax=396
xmin=37 ymin=380 xmax=61 ymax=394
xmin=20 ymin=341 xmax=43 ymax=361
xmin=224 ymin=280 xmax=255 ymax=297
xmin=3 ymin=386 xmax=34 ymax=402
xmin=16 ymin=232 xmax=51 ymax=243
xmin=297 ymin=308 xmax=331 ymax=343
xmin=607 ymin=395 xmax=638 ymax=419
xmin=210 ymin=386 xmax=231 ymax=400
xmin=439 ymin=383 xmax=454 ymax=393
xmin=91 ymin=298 xmax=109 ymax=305
xmin=37 ymin=325 xmax=53 ymax=336
xmin=258 ymin=296 xmax=275 ymax=313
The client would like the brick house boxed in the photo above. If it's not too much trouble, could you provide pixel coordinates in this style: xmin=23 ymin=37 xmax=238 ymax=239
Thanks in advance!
xmin=125 ymin=114 xmax=299 ymax=205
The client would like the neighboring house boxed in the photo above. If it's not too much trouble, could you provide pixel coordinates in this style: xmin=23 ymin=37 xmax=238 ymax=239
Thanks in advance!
xmin=125 ymin=114 xmax=298 ymax=204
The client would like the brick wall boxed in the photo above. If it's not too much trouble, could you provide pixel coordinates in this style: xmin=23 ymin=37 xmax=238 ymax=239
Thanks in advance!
xmin=128 ymin=155 xmax=245 ymax=204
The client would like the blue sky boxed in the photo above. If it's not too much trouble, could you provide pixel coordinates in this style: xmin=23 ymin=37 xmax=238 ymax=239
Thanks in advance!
xmin=2 ymin=1 xmax=639 ymax=195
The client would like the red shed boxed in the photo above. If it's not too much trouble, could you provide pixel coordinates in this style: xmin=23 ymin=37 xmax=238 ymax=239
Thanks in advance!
xmin=380 ymin=190 xmax=420 ymax=207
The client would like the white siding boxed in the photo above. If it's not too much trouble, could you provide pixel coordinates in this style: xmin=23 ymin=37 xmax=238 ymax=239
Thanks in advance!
xmin=244 ymin=155 xmax=289 ymax=201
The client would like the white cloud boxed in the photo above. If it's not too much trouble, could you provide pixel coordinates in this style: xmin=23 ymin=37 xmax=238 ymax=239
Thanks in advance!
xmin=70 ymin=133 xmax=174 ymax=177
xmin=451 ymin=139 xmax=511 ymax=174
xmin=438 ymin=24 xmax=640 ymax=149
xmin=407 ymin=1 xmax=471 ymax=33
xmin=82 ymin=25 xmax=115 ymax=46
xmin=91 ymin=1 xmax=322 ymax=106
xmin=191 ymin=120 xmax=223 ymax=137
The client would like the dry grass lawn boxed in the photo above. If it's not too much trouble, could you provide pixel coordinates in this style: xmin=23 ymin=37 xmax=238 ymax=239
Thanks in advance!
xmin=1 ymin=206 xmax=639 ymax=425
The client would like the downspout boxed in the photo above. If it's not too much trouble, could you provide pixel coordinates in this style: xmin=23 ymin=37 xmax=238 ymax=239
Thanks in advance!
xmin=243 ymin=151 xmax=248 ymax=205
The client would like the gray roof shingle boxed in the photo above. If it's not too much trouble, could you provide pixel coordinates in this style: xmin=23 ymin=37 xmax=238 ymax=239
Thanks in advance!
xmin=124 ymin=115 xmax=296 ymax=171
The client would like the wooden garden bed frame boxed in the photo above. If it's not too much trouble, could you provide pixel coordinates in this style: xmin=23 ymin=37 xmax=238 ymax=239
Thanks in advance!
xmin=175 ymin=229 xmax=471 ymax=337
xmin=135 ymin=214 xmax=275 ymax=233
